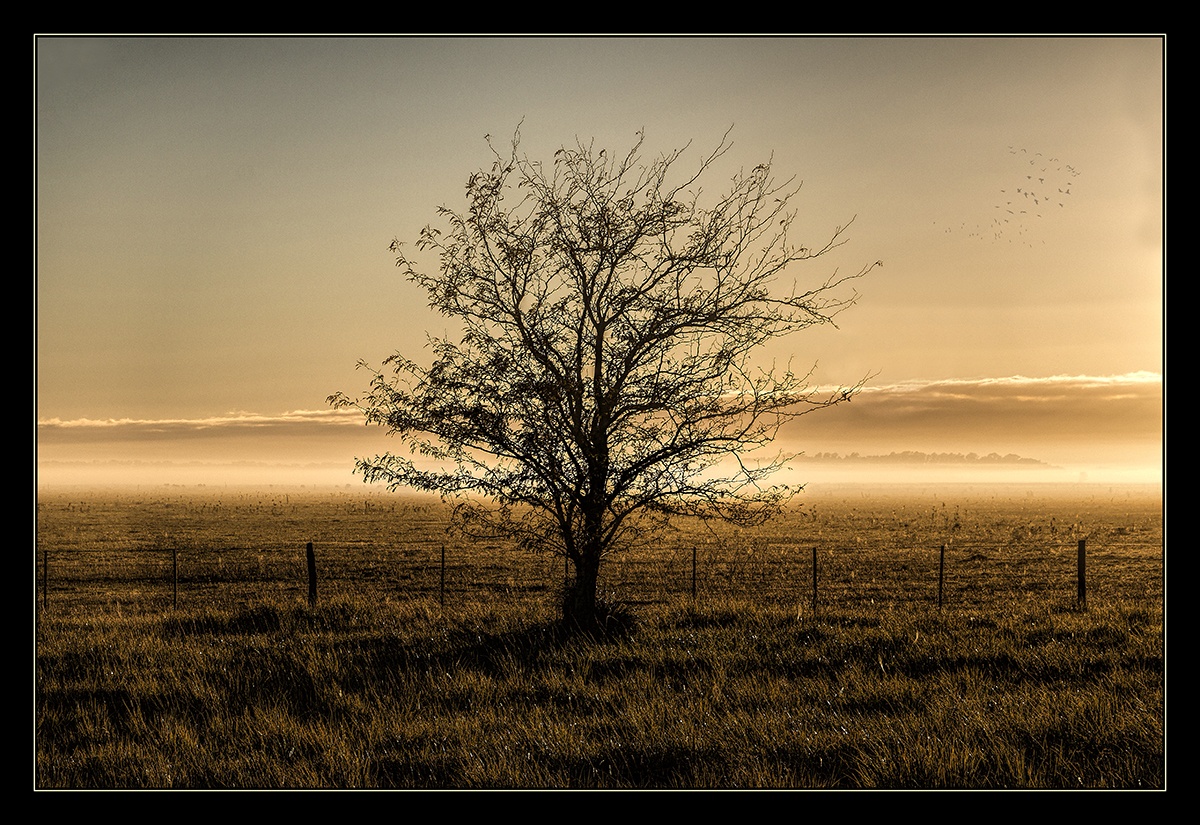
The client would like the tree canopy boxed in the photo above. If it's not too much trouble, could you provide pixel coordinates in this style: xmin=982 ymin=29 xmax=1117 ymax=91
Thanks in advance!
xmin=329 ymin=127 xmax=879 ymax=628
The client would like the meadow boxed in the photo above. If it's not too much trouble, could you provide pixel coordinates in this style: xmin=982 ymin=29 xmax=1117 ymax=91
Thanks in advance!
xmin=34 ymin=482 xmax=1165 ymax=789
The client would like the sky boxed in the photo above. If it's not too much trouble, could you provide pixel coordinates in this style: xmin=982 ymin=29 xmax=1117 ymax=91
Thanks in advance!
xmin=35 ymin=35 xmax=1165 ymax=490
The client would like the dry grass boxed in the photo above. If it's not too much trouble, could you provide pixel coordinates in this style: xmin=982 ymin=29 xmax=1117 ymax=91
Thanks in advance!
xmin=34 ymin=482 xmax=1164 ymax=789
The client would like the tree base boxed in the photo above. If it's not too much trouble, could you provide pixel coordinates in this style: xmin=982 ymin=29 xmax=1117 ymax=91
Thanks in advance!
xmin=560 ymin=585 xmax=636 ymax=638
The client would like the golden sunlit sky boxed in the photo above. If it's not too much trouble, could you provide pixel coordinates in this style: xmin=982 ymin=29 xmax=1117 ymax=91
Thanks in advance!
xmin=35 ymin=35 xmax=1164 ymax=489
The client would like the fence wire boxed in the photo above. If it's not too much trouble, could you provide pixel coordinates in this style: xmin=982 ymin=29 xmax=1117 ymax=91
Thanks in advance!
xmin=34 ymin=489 xmax=1164 ymax=615
xmin=35 ymin=535 xmax=1164 ymax=616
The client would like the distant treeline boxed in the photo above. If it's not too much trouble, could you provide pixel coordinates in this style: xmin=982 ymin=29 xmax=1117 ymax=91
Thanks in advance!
xmin=798 ymin=451 xmax=1049 ymax=466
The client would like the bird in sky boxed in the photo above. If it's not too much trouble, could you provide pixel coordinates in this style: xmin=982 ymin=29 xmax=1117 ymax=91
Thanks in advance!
xmin=940 ymin=147 xmax=1081 ymax=246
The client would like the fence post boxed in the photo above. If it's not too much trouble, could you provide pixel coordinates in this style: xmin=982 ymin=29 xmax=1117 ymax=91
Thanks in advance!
xmin=440 ymin=543 xmax=446 ymax=608
xmin=173 ymin=546 xmax=178 ymax=610
xmin=811 ymin=546 xmax=818 ymax=616
xmin=692 ymin=544 xmax=697 ymax=603
xmin=1077 ymin=538 xmax=1087 ymax=610
xmin=938 ymin=544 xmax=945 ymax=610
xmin=41 ymin=546 xmax=48 ymax=612
xmin=306 ymin=542 xmax=317 ymax=608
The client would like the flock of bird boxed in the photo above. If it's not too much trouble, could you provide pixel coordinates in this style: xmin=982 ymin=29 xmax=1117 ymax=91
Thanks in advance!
xmin=935 ymin=147 xmax=1081 ymax=247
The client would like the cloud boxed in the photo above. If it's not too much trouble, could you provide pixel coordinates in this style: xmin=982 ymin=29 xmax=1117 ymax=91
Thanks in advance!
xmin=779 ymin=372 xmax=1162 ymax=465
xmin=853 ymin=371 xmax=1160 ymax=431
xmin=37 ymin=373 xmax=1163 ymax=485
xmin=36 ymin=407 xmax=381 ymax=470
xmin=37 ymin=407 xmax=363 ymax=435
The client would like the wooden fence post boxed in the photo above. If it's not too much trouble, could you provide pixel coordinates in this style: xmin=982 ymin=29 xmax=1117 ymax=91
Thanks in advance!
xmin=173 ymin=546 xmax=178 ymax=610
xmin=306 ymin=542 xmax=317 ymax=608
xmin=41 ymin=546 xmax=48 ymax=612
xmin=811 ymin=546 xmax=818 ymax=616
xmin=1077 ymin=538 xmax=1087 ymax=610
xmin=692 ymin=544 xmax=697 ymax=603
xmin=440 ymin=543 xmax=446 ymax=608
xmin=938 ymin=544 xmax=945 ymax=610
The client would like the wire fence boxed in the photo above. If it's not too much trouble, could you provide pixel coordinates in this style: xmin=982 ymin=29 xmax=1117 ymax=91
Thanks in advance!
xmin=34 ymin=532 xmax=1164 ymax=618
xmin=34 ymin=487 xmax=1164 ymax=617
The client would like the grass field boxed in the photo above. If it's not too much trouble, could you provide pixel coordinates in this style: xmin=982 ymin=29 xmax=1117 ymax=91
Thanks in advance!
xmin=34 ymin=481 xmax=1165 ymax=789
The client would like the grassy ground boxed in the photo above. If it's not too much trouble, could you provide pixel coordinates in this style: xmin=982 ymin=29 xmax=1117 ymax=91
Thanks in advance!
xmin=34 ymin=483 xmax=1165 ymax=789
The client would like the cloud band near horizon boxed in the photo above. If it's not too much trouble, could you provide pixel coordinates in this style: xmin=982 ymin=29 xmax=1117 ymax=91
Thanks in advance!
xmin=37 ymin=372 xmax=1162 ymax=474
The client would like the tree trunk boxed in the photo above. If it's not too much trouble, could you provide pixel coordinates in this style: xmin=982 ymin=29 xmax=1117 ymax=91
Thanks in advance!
xmin=563 ymin=549 xmax=601 ymax=631
xmin=564 ymin=495 xmax=606 ymax=631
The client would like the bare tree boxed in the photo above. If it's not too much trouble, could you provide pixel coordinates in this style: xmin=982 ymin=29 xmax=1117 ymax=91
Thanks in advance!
xmin=329 ymin=127 xmax=880 ymax=630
